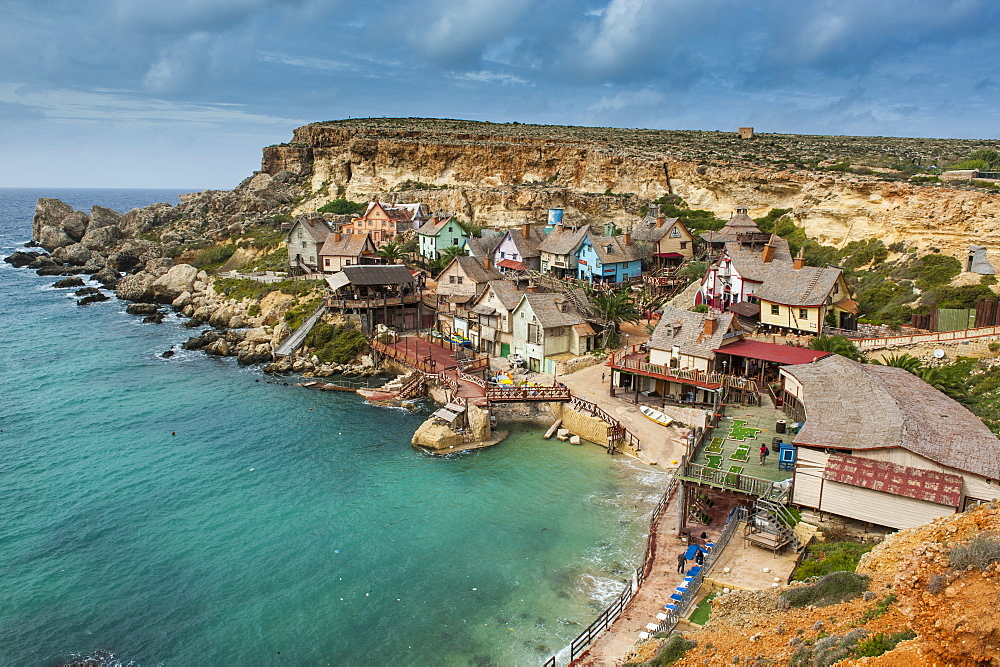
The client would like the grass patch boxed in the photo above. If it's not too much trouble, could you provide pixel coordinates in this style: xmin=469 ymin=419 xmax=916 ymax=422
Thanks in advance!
xmin=705 ymin=455 xmax=723 ymax=469
xmin=860 ymin=593 xmax=897 ymax=623
xmin=688 ymin=592 xmax=717 ymax=625
xmin=729 ymin=446 xmax=750 ymax=462
xmin=242 ymin=247 xmax=288 ymax=272
xmin=948 ymin=532 xmax=1000 ymax=571
xmin=792 ymin=540 xmax=875 ymax=580
xmin=781 ymin=571 xmax=869 ymax=608
xmin=189 ymin=244 xmax=237 ymax=272
xmin=706 ymin=437 xmax=723 ymax=453
xmin=635 ymin=635 xmax=696 ymax=667
xmin=283 ymin=294 xmax=324 ymax=331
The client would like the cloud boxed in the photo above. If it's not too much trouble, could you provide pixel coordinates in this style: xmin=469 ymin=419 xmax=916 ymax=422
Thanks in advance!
xmin=587 ymin=88 xmax=665 ymax=113
xmin=445 ymin=71 xmax=528 ymax=85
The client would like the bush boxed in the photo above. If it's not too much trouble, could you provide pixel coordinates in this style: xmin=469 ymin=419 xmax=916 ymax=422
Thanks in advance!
xmin=284 ymin=294 xmax=324 ymax=330
xmin=318 ymin=199 xmax=366 ymax=215
xmin=781 ymin=571 xmax=869 ymax=607
xmin=908 ymin=254 xmax=962 ymax=291
xmin=307 ymin=321 xmax=369 ymax=364
xmin=645 ymin=635 xmax=696 ymax=666
xmin=948 ymin=533 xmax=1000 ymax=571
xmin=190 ymin=244 xmax=236 ymax=271
xmin=853 ymin=631 xmax=916 ymax=658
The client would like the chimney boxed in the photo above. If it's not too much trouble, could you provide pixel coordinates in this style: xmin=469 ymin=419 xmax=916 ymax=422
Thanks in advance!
xmin=334 ymin=231 xmax=342 ymax=242
xmin=527 ymin=283 xmax=538 ymax=293
xmin=761 ymin=233 xmax=777 ymax=264
xmin=623 ymin=233 xmax=632 ymax=246
xmin=704 ymin=313 xmax=717 ymax=336
xmin=482 ymin=254 xmax=491 ymax=271
xmin=793 ymin=247 xmax=805 ymax=270
xmin=522 ymin=223 xmax=531 ymax=239
xmin=656 ymin=217 xmax=666 ymax=228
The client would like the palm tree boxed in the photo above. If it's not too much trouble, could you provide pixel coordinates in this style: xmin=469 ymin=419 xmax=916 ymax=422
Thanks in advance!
xmin=439 ymin=245 xmax=466 ymax=264
xmin=808 ymin=334 xmax=862 ymax=361
xmin=870 ymin=352 xmax=923 ymax=373
xmin=589 ymin=290 xmax=641 ymax=348
xmin=376 ymin=241 xmax=405 ymax=264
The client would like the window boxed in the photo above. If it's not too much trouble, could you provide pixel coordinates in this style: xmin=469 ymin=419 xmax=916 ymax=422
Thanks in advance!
xmin=771 ymin=304 xmax=780 ymax=315
xmin=799 ymin=308 xmax=808 ymax=319
xmin=527 ymin=323 xmax=542 ymax=344
xmin=550 ymin=326 xmax=565 ymax=337
xmin=324 ymin=258 xmax=330 ymax=267
xmin=449 ymin=275 xmax=456 ymax=284
xmin=301 ymin=241 xmax=307 ymax=248
xmin=345 ymin=260 xmax=351 ymax=265
xmin=680 ymin=241 xmax=688 ymax=249
xmin=457 ymin=276 xmax=463 ymax=284
xmin=669 ymin=226 xmax=681 ymax=238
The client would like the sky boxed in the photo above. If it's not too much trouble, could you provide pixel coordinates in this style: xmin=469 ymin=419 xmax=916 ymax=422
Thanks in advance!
xmin=1 ymin=0 xmax=998 ymax=189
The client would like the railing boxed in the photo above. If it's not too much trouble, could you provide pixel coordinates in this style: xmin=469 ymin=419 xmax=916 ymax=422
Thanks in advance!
xmin=679 ymin=462 xmax=777 ymax=498
xmin=570 ymin=397 xmax=641 ymax=451
xmin=370 ymin=339 xmax=439 ymax=374
xmin=552 ymin=475 xmax=679 ymax=666
xmin=853 ymin=324 xmax=1000 ymax=350
xmin=397 ymin=371 xmax=426 ymax=399
xmin=485 ymin=385 xmax=572 ymax=402
xmin=458 ymin=372 xmax=488 ymax=388
xmin=326 ymin=295 xmax=421 ymax=309
xmin=417 ymin=330 xmax=491 ymax=370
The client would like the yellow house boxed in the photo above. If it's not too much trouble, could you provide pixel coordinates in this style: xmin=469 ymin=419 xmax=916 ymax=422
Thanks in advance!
xmin=632 ymin=210 xmax=695 ymax=268
xmin=754 ymin=254 xmax=856 ymax=334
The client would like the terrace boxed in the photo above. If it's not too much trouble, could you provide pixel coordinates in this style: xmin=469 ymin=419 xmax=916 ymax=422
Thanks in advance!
xmin=677 ymin=402 xmax=793 ymax=498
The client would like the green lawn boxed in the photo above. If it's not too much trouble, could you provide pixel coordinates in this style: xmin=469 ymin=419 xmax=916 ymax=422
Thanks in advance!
xmin=706 ymin=454 xmax=723 ymax=469
xmin=688 ymin=592 xmax=717 ymax=625
xmin=724 ymin=465 xmax=744 ymax=484
xmin=706 ymin=437 xmax=724 ymax=454
xmin=730 ymin=446 xmax=750 ymax=462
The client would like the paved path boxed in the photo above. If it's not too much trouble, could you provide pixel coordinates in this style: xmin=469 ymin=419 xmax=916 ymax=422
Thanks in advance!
xmin=559 ymin=362 xmax=688 ymax=466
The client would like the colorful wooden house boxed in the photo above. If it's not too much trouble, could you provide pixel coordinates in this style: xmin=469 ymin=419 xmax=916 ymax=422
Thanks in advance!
xmin=576 ymin=234 xmax=646 ymax=283
xmin=417 ymin=215 xmax=466 ymax=260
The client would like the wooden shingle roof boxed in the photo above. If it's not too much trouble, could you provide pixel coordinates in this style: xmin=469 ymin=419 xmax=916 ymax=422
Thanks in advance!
xmin=648 ymin=305 xmax=736 ymax=361
xmin=783 ymin=355 xmax=1000 ymax=479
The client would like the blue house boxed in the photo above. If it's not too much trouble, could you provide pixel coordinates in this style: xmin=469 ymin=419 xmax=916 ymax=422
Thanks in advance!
xmin=577 ymin=235 xmax=646 ymax=283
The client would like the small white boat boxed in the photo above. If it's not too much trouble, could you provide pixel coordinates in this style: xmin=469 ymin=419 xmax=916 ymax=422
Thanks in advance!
xmin=640 ymin=405 xmax=673 ymax=427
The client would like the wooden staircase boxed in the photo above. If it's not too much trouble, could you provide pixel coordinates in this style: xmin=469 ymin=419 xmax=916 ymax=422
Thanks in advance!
xmin=743 ymin=496 xmax=802 ymax=554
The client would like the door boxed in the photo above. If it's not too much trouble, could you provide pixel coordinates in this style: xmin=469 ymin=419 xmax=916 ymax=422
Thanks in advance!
xmin=500 ymin=342 xmax=510 ymax=357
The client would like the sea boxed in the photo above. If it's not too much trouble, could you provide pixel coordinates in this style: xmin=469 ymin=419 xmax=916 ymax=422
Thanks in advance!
xmin=0 ymin=188 xmax=670 ymax=666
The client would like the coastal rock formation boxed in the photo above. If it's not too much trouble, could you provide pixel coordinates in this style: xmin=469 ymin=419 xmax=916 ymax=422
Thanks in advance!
xmin=52 ymin=277 xmax=85 ymax=288
xmin=115 ymin=273 xmax=157 ymax=302
xmin=411 ymin=419 xmax=464 ymax=451
xmin=3 ymin=250 xmax=44 ymax=268
xmin=33 ymin=198 xmax=74 ymax=239
xmin=150 ymin=264 xmax=198 ymax=304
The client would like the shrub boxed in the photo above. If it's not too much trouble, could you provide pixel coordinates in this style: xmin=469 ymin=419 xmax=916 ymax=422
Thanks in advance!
xmin=909 ymin=254 xmax=962 ymax=291
xmin=646 ymin=635 xmax=696 ymax=666
xmin=981 ymin=274 xmax=997 ymax=286
xmin=853 ymin=631 xmax=916 ymax=658
xmin=692 ymin=304 xmax=709 ymax=313
xmin=860 ymin=593 xmax=897 ymax=622
xmin=318 ymin=199 xmax=366 ymax=215
xmin=948 ymin=533 xmax=1000 ymax=571
xmin=781 ymin=571 xmax=869 ymax=607
xmin=307 ymin=321 xmax=369 ymax=364
xmin=190 ymin=244 xmax=236 ymax=271
xmin=284 ymin=295 xmax=324 ymax=330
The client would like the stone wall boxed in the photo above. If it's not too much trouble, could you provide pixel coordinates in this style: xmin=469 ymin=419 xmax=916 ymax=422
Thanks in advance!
xmin=555 ymin=403 xmax=609 ymax=446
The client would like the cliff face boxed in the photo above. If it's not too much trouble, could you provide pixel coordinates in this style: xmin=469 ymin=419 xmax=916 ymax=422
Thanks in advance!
xmin=264 ymin=119 xmax=1000 ymax=255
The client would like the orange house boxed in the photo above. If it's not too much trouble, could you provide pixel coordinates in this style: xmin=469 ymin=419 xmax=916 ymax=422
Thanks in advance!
xmin=341 ymin=202 xmax=428 ymax=245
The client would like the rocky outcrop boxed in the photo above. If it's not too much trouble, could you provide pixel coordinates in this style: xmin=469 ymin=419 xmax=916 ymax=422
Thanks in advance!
xmin=150 ymin=264 xmax=198 ymax=304
xmin=33 ymin=198 xmax=73 ymax=239
xmin=3 ymin=250 xmax=45 ymax=268
xmin=411 ymin=419 xmax=465 ymax=451
xmin=115 ymin=272 xmax=157 ymax=302
xmin=52 ymin=277 xmax=85 ymax=288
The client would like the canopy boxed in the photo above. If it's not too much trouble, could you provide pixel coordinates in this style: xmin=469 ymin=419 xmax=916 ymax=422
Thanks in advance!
xmin=714 ymin=339 xmax=830 ymax=365
xmin=497 ymin=259 xmax=527 ymax=271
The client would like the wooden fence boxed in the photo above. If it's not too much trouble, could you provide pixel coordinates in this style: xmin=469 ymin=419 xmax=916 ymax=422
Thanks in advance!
xmin=570 ymin=397 xmax=641 ymax=451
xmin=680 ymin=462 xmax=776 ymax=497
xmin=854 ymin=324 xmax=1000 ymax=351
xmin=485 ymin=385 xmax=572 ymax=402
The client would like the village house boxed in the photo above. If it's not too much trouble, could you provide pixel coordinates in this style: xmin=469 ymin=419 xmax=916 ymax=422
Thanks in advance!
xmin=511 ymin=291 xmax=597 ymax=373
xmin=317 ymin=231 xmax=379 ymax=273
xmin=698 ymin=234 xmax=857 ymax=334
xmin=461 ymin=230 xmax=502 ymax=259
xmin=417 ymin=215 xmax=466 ymax=260
xmin=324 ymin=264 xmax=430 ymax=332
xmin=434 ymin=256 xmax=502 ymax=337
xmin=467 ymin=279 xmax=523 ymax=357
xmin=701 ymin=206 xmax=767 ymax=252
xmin=538 ymin=224 xmax=590 ymax=279
xmin=780 ymin=354 xmax=1000 ymax=529
xmin=491 ymin=224 xmax=547 ymax=273
xmin=286 ymin=214 xmax=334 ymax=274
xmin=576 ymin=234 xmax=646 ymax=283
xmin=631 ymin=205 xmax=694 ymax=269
xmin=341 ymin=201 xmax=429 ymax=245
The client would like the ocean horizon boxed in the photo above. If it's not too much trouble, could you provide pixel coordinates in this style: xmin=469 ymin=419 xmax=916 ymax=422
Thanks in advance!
xmin=0 ymin=188 xmax=668 ymax=666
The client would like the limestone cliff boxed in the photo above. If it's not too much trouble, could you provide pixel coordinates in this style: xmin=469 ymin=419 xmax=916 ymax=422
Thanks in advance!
xmin=264 ymin=118 xmax=1000 ymax=256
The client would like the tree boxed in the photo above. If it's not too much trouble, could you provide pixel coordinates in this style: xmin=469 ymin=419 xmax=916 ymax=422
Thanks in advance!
xmin=588 ymin=290 xmax=641 ymax=348
xmin=376 ymin=241 xmax=405 ymax=264
xmin=808 ymin=335 xmax=862 ymax=361
xmin=439 ymin=245 xmax=466 ymax=264
xmin=870 ymin=353 xmax=923 ymax=373
xmin=318 ymin=199 xmax=366 ymax=215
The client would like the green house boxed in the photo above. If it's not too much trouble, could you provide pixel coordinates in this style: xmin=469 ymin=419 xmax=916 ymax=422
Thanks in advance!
xmin=417 ymin=215 xmax=466 ymax=260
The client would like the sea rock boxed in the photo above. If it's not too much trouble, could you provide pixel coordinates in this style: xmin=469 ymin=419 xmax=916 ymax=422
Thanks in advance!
xmin=236 ymin=344 xmax=271 ymax=365
xmin=52 ymin=243 xmax=92 ymax=266
xmin=151 ymin=264 xmax=198 ymax=304
xmin=243 ymin=327 xmax=271 ymax=344
xmin=411 ymin=418 xmax=464 ymax=450
xmin=209 ymin=307 xmax=232 ymax=329
xmin=37 ymin=225 xmax=73 ymax=250
xmin=89 ymin=205 xmax=122 ymax=230
xmin=80 ymin=224 xmax=123 ymax=251
xmin=204 ymin=338 xmax=231 ymax=356
xmin=33 ymin=198 xmax=73 ymax=239
xmin=4 ymin=251 xmax=44 ymax=268
xmin=36 ymin=265 xmax=67 ymax=276
xmin=126 ymin=303 xmax=160 ymax=316
xmin=182 ymin=316 xmax=203 ymax=328
xmin=106 ymin=249 xmax=141 ymax=273
xmin=228 ymin=314 xmax=246 ymax=329
xmin=143 ymin=313 xmax=165 ymax=324
xmin=28 ymin=254 xmax=56 ymax=270
xmin=78 ymin=293 xmax=110 ymax=306
xmin=263 ymin=358 xmax=294 ymax=374
xmin=172 ymin=291 xmax=193 ymax=310
xmin=61 ymin=211 xmax=90 ymax=242
xmin=91 ymin=267 xmax=121 ymax=288
xmin=75 ymin=287 xmax=102 ymax=296
xmin=115 ymin=272 xmax=157 ymax=302
xmin=52 ymin=277 xmax=85 ymax=288
xmin=162 ymin=349 xmax=175 ymax=358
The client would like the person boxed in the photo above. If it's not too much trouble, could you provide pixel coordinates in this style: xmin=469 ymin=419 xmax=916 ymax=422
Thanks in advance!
xmin=759 ymin=444 xmax=769 ymax=465
xmin=694 ymin=549 xmax=704 ymax=566
xmin=602 ymin=372 xmax=606 ymax=382
xmin=676 ymin=552 xmax=686 ymax=574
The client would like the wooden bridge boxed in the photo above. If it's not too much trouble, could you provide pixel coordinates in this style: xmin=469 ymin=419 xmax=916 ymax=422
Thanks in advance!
xmin=485 ymin=385 xmax=572 ymax=402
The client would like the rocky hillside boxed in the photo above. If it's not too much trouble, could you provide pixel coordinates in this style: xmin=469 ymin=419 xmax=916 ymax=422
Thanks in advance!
xmin=264 ymin=118 xmax=1000 ymax=256
xmin=630 ymin=503 xmax=1000 ymax=666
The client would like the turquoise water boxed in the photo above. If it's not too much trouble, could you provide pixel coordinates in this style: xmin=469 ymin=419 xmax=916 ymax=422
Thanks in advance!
xmin=0 ymin=189 xmax=668 ymax=666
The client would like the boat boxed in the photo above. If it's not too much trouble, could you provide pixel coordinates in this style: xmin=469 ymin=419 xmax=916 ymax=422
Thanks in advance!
xmin=640 ymin=405 xmax=673 ymax=427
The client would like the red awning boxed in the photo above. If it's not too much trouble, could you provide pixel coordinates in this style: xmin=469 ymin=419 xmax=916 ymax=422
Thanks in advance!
xmin=713 ymin=339 xmax=830 ymax=365
xmin=655 ymin=252 xmax=684 ymax=258
xmin=497 ymin=259 xmax=527 ymax=270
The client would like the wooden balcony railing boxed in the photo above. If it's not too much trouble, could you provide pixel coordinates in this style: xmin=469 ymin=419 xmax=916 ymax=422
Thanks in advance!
xmin=485 ymin=385 xmax=572 ymax=402
xmin=326 ymin=295 xmax=421 ymax=309
xmin=679 ymin=462 xmax=777 ymax=497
